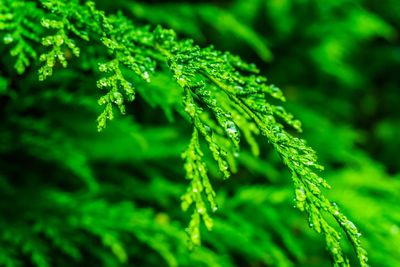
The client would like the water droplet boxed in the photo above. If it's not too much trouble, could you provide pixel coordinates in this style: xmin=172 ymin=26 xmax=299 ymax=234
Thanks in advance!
xmin=177 ymin=76 xmax=186 ymax=87
xmin=276 ymin=133 xmax=288 ymax=142
xmin=295 ymin=187 xmax=306 ymax=202
xmin=270 ymin=85 xmax=284 ymax=100
xmin=295 ymin=187 xmax=307 ymax=211
xmin=204 ymin=125 xmax=211 ymax=134
xmin=185 ymin=103 xmax=196 ymax=116
xmin=225 ymin=121 xmax=239 ymax=141
xmin=212 ymin=205 xmax=218 ymax=212
xmin=143 ymin=71 xmax=150 ymax=81
xmin=227 ymin=127 xmax=237 ymax=135
xmin=345 ymin=220 xmax=358 ymax=235
xmin=272 ymin=125 xmax=281 ymax=133
xmin=235 ymin=85 xmax=244 ymax=93
xmin=275 ymin=106 xmax=285 ymax=113
xmin=113 ymin=92 xmax=123 ymax=105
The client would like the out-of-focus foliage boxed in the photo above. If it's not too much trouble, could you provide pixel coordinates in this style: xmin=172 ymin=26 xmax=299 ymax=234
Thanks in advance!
xmin=0 ymin=0 xmax=399 ymax=266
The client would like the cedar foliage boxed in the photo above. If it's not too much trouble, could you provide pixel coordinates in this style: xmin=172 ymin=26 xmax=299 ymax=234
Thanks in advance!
xmin=1 ymin=0 xmax=399 ymax=266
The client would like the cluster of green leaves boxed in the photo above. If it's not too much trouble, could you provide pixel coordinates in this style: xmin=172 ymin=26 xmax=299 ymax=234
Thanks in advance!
xmin=42 ymin=0 xmax=368 ymax=263
xmin=144 ymin=0 xmax=398 ymax=266
xmin=2 ymin=0 xmax=399 ymax=266
xmin=0 ymin=0 xmax=43 ymax=73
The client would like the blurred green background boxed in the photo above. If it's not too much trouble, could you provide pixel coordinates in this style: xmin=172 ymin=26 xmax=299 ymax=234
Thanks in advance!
xmin=0 ymin=0 xmax=399 ymax=266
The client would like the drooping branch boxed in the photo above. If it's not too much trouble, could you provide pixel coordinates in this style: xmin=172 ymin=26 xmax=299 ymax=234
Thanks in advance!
xmin=0 ymin=0 xmax=368 ymax=265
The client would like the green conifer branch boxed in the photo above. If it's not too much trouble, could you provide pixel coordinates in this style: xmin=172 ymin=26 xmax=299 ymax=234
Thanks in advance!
xmin=0 ymin=1 xmax=43 ymax=73
xmin=181 ymin=128 xmax=217 ymax=247
xmin=0 ymin=0 xmax=369 ymax=265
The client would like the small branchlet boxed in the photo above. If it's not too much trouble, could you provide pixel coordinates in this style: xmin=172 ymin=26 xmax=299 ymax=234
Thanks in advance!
xmin=181 ymin=128 xmax=217 ymax=247
xmin=0 ymin=0 xmax=43 ymax=74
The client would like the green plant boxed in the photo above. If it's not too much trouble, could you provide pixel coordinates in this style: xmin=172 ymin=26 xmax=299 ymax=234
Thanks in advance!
xmin=3 ymin=0 xmax=398 ymax=266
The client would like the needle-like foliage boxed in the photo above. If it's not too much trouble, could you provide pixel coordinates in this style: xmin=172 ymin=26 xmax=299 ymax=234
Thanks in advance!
xmin=0 ymin=0 xmax=377 ymax=266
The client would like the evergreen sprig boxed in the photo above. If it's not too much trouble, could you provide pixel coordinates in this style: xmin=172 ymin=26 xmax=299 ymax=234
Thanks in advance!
xmin=0 ymin=0 xmax=369 ymax=266
xmin=0 ymin=0 xmax=43 ymax=73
